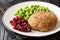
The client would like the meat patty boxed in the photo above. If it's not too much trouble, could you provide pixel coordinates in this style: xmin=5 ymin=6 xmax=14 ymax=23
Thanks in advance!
xmin=28 ymin=11 xmax=57 ymax=32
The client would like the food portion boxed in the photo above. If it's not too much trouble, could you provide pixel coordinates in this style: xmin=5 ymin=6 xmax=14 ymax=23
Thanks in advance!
xmin=28 ymin=11 xmax=57 ymax=32
xmin=10 ymin=16 xmax=31 ymax=32
xmin=14 ymin=5 xmax=51 ymax=21
xmin=10 ymin=5 xmax=57 ymax=32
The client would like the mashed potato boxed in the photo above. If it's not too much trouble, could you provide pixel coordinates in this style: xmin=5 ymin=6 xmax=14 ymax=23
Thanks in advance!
xmin=28 ymin=11 xmax=57 ymax=32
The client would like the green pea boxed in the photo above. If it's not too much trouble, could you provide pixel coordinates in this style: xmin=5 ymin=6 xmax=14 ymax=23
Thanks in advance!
xmin=37 ymin=8 xmax=40 ymax=11
xmin=21 ymin=14 xmax=24 ymax=16
xmin=24 ymin=6 xmax=29 ymax=11
xmin=46 ymin=9 xmax=51 ymax=12
xmin=34 ymin=10 xmax=37 ymax=13
xmin=30 ymin=7 xmax=34 ymax=11
xmin=25 ymin=11 xmax=30 ymax=16
xmin=25 ymin=16 xmax=29 ymax=21
xmin=14 ymin=10 xmax=19 ymax=16
xmin=30 ymin=10 xmax=33 ymax=14
xmin=23 ymin=16 xmax=26 ymax=20
xmin=31 ymin=5 xmax=34 ymax=8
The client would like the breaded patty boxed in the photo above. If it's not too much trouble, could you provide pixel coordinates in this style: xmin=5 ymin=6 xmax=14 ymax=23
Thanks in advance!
xmin=28 ymin=11 xmax=57 ymax=32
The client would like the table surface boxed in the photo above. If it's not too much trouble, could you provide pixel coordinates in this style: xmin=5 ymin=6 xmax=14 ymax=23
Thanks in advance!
xmin=0 ymin=0 xmax=60 ymax=40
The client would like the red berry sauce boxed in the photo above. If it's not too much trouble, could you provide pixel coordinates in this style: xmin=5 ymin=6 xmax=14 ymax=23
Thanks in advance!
xmin=10 ymin=16 xmax=31 ymax=32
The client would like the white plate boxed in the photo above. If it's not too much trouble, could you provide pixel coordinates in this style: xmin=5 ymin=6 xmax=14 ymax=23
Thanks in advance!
xmin=2 ymin=1 xmax=60 ymax=37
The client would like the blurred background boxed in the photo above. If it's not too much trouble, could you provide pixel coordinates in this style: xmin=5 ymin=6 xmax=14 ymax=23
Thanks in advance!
xmin=0 ymin=0 xmax=60 ymax=9
xmin=0 ymin=0 xmax=60 ymax=40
